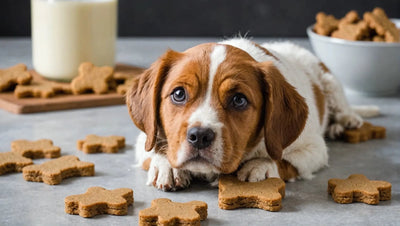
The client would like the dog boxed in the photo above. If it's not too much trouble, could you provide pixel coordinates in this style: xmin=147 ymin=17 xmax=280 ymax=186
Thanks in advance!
xmin=126 ymin=38 xmax=365 ymax=191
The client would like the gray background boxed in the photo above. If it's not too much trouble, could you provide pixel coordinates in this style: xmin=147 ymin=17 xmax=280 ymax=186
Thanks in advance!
xmin=1 ymin=0 xmax=400 ymax=37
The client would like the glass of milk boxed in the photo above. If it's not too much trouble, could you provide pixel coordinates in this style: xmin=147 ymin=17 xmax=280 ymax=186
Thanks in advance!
xmin=31 ymin=0 xmax=117 ymax=81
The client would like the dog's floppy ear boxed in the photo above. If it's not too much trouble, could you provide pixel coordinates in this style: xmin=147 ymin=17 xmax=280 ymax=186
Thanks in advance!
xmin=126 ymin=49 xmax=183 ymax=151
xmin=258 ymin=61 xmax=308 ymax=160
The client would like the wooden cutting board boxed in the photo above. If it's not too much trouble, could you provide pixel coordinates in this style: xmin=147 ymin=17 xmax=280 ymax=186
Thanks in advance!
xmin=0 ymin=64 xmax=144 ymax=114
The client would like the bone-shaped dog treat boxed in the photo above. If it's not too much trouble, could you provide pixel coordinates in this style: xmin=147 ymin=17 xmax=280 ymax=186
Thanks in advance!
xmin=14 ymin=78 xmax=71 ymax=98
xmin=71 ymin=62 xmax=114 ymax=94
xmin=139 ymin=198 xmax=208 ymax=226
xmin=11 ymin=139 xmax=61 ymax=159
xmin=343 ymin=122 xmax=386 ymax=143
xmin=0 ymin=152 xmax=33 ymax=175
xmin=77 ymin=134 xmax=125 ymax=154
xmin=0 ymin=64 xmax=32 ymax=92
xmin=218 ymin=175 xmax=285 ymax=211
xmin=328 ymin=174 xmax=391 ymax=204
xmin=65 ymin=186 xmax=134 ymax=218
xmin=22 ymin=155 xmax=94 ymax=185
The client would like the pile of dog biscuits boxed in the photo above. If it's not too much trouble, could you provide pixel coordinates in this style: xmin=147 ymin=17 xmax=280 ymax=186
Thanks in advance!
xmin=314 ymin=7 xmax=400 ymax=42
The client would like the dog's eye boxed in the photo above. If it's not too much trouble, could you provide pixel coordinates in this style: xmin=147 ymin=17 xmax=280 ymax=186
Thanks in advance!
xmin=230 ymin=93 xmax=248 ymax=110
xmin=171 ymin=87 xmax=187 ymax=105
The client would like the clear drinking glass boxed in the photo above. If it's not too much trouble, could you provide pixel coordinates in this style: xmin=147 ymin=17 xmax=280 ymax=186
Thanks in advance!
xmin=31 ymin=0 xmax=118 ymax=81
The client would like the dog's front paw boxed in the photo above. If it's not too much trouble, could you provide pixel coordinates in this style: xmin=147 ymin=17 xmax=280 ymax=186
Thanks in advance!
xmin=146 ymin=155 xmax=191 ymax=191
xmin=336 ymin=112 xmax=363 ymax=129
xmin=237 ymin=158 xmax=280 ymax=182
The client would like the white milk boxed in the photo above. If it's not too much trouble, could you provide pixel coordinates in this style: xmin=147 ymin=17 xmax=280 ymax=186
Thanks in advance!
xmin=31 ymin=0 xmax=117 ymax=81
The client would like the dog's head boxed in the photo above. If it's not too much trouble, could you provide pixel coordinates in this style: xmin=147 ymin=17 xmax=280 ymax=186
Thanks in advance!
xmin=127 ymin=43 xmax=307 ymax=174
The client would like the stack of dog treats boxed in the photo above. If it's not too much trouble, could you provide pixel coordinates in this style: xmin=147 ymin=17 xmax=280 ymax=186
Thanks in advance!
xmin=314 ymin=7 xmax=399 ymax=42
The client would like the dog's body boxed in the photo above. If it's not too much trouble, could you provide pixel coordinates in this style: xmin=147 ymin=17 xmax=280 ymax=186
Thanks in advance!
xmin=127 ymin=38 xmax=363 ymax=191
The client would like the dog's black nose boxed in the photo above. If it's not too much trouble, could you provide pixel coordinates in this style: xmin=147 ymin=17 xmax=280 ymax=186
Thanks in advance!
xmin=187 ymin=127 xmax=215 ymax=149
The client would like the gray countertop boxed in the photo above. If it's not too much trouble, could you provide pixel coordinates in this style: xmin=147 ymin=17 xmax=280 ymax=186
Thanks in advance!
xmin=0 ymin=38 xmax=399 ymax=226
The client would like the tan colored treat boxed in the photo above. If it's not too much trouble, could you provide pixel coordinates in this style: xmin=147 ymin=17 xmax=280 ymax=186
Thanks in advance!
xmin=364 ymin=7 xmax=400 ymax=42
xmin=343 ymin=122 xmax=386 ymax=143
xmin=139 ymin=198 xmax=207 ymax=226
xmin=77 ymin=134 xmax=125 ymax=154
xmin=341 ymin=10 xmax=359 ymax=24
xmin=14 ymin=77 xmax=71 ymax=98
xmin=218 ymin=175 xmax=285 ymax=211
xmin=11 ymin=139 xmax=61 ymax=159
xmin=328 ymin=174 xmax=391 ymax=204
xmin=22 ymin=155 xmax=94 ymax=185
xmin=315 ymin=12 xmax=340 ymax=36
xmin=65 ymin=187 xmax=134 ymax=218
xmin=0 ymin=152 xmax=33 ymax=175
xmin=373 ymin=35 xmax=385 ymax=42
xmin=71 ymin=62 xmax=114 ymax=94
xmin=113 ymin=66 xmax=144 ymax=82
xmin=117 ymin=78 xmax=136 ymax=95
xmin=0 ymin=64 xmax=32 ymax=92
xmin=332 ymin=21 xmax=369 ymax=41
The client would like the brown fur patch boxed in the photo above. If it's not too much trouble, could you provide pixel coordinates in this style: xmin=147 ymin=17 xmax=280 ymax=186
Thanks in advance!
xmin=312 ymin=84 xmax=325 ymax=125
xmin=252 ymin=42 xmax=279 ymax=61
xmin=319 ymin=62 xmax=330 ymax=74
xmin=259 ymin=62 xmax=309 ymax=160
xmin=275 ymin=159 xmax=299 ymax=181
xmin=142 ymin=158 xmax=151 ymax=171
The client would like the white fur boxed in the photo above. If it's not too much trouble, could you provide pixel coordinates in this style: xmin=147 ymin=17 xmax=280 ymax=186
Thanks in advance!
xmin=352 ymin=105 xmax=380 ymax=118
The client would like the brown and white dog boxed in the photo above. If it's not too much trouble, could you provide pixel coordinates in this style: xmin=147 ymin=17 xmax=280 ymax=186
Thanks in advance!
xmin=126 ymin=38 xmax=365 ymax=191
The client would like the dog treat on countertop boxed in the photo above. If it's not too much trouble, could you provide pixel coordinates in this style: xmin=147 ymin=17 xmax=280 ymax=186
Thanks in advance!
xmin=65 ymin=186 xmax=134 ymax=218
xmin=11 ymin=139 xmax=61 ymax=159
xmin=139 ymin=198 xmax=207 ymax=226
xmin=343 ymin=121 xmax=386 ymax=143
xmin=71 ymin=62 xmax=114 ymax=94
xmin=0 ymin=152 xmax=33 ymax=175
xmin=22 ymin=155 xmax=94 ymax=185
xmin=328 ymin=174 xmax=391 ymax=204
xmin=77 ymin=134 xmax=125 ymax=154
xmin=0 ymin=64 xmax=32 ymax=92
xmin=14 ymin=77 xmax=71 ymax=98
xmin=218 ymin=175 xmax=285 ymax=211
xmin=364 ymin=7 xmax=400 ymax=42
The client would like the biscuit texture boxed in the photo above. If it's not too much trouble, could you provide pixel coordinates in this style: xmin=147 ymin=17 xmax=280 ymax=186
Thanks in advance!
xmin=139 ymin=198 xmax=207 ymax=226
xmin=11 ymin=139 xmax=61 ymax=159
xmin=22 ymin=155 xmax=94 ymax=185
xmin=0 ymin=152 xmax=33 ymax=175
xmin=0 ymin=64 xmax=32 ymax=92
xmin=332 ymin=21 xmax=369 ymax=41
xmin=315 ymin=12 xmax=339 ymax=36
xmin=71 ymin=62 xmax=114 ymax=94
xmin=77 ymin=134 xmax=125 ymax=154
xmin=364 ymin=7 xmax=400 ymax=42
xmin=314 ymin=8 xmax=399 ymax=43
xmin=343 ymin=122 xmax=386 ymax=143
xmin=117 ymin=78 xmax=136 ymax=95
xmin=218 ymin=175 xmax=285 ymax=211
xmin=14 ymin=78 xmax=71 ymax=98
xmin=65 ymin=187 xmax=134 ymax=218
xmin=328 ymin=174 xmax=391 ymax=204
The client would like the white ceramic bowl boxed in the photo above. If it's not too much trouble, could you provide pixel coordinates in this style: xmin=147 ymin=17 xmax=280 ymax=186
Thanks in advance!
xmin=307 ymin=19 xmax=400 ymax=96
